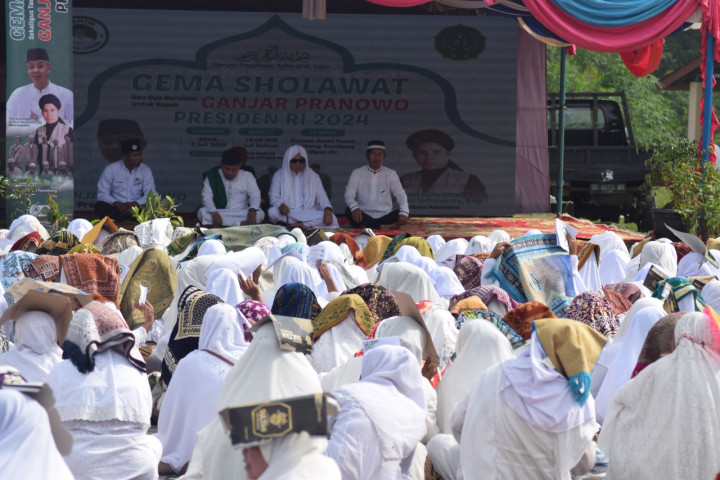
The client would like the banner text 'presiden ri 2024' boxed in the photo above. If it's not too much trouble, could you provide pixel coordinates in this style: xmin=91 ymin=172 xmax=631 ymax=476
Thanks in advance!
xmin=72 ymin=10 xmax=518 ymax=217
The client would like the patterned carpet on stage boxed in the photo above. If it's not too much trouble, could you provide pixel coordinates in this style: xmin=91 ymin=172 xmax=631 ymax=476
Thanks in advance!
xmin=335 ymin=215 xmax=645 ymax=243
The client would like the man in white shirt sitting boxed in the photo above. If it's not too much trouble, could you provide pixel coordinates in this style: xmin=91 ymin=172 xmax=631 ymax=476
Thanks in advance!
xmin=95 ymin=139 xmax=156 ymax=223
xmin=344 ymin=140 xmax=410 ymax=228
xmin=198 ymin=147 xmax=264 ymax=227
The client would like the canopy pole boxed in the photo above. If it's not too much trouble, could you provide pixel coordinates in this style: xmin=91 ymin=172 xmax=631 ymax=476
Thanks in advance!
xmin=556 ymin=48 xmax=567 ymax=216
xmin=700 ymin=31 xmax=714 ymax=241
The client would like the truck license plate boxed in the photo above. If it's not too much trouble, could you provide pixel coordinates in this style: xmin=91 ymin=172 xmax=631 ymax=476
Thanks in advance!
xmin=590 ymin=183 xmax=626 ymax=193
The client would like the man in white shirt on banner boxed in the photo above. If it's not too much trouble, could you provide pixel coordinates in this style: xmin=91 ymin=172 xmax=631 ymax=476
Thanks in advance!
xmin=198 ymin=146 xmax=264 ymax=227
xmin=6 ymin=48 xmax=74 ymax=126
xmin=344 ymin=140 xmax=409 ymax=228
xmin=95 ymin=138 xmax=156 ymax=223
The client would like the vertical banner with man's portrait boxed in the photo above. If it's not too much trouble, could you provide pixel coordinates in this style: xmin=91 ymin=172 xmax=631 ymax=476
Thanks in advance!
xmin=6 ymin=0 xmax=74 ymax=227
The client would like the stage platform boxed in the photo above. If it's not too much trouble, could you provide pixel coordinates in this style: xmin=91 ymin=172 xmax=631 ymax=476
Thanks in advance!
xmin=334 ymin=215 xmax=645 ymax=243
xmin=73 ymin=211 xmax=646 ymax=244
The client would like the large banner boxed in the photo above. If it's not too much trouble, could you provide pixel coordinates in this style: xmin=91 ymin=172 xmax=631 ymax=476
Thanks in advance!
xmin=72 ymin=11 xmax=518 ymax=217
xmin=6 ymin=0 xmax=74 ymax=224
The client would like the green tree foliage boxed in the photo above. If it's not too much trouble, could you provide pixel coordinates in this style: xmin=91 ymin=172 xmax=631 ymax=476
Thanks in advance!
xmin=546 ymin=29 xmax=712 ymax=147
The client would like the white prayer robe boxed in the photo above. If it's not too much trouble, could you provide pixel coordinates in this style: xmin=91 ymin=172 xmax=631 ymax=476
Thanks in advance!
xmin=0 ymin=311 xmax=62 ymax=383
xmin=156 ymin=304 xmax=249 ymax=473
xmin=198 ymin=170 xmax=264 ymax=226
xmin=457 ymin=364 xmax=597 ymax=480
xmin=268 ymin=145 xmax=338 ymax=227
xmin=0 ymin=389 xmax=74 ymax=480
xmin=344 ymin=165 xmax=409 ymax=218
xmin=179 ymin=323 xmax=340 ymax=480
xmin=599 ymin=312 xmax=720 ymax=479
xmin=326 ymin=345 xmax=427 ymax=480
xmin=46 ymin=350 xmax=162 ymax=480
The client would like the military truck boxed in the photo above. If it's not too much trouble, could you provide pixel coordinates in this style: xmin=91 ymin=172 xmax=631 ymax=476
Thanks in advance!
xmin=548 ymin=91 xmax=652 ymax=227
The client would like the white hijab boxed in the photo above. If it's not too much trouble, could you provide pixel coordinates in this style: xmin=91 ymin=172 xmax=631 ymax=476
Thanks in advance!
xmin=198 ymin=303 xmax=251 ymax=364
xmin=435 ymin=239 xmax=469 ymax=269
xmin=134 ymin=217 xmax=174 ymax=250
xmin=599 ymin=312 xmax=720 ymax=479
xmin=378 ymin=262 xmax=447 ymax=307
xmin=599 ymin=248 xmax=630 ymax=286
xmin=436 ymin=320 xmax=513 ymax=433
xmin=639 ymin=241 xmax=677 ymax=277
xmin=464 ymin=235 xmax=492 ymax=254
xmin=309 ymin=311 xmax=367 ymax=374
xmin=182 ymin=322 xmax=327 ymax=480
xmin=426 ymin=234 xmax=446 ymax=254
xmin=500 ymin=330 xmax=596 ymax=433
xmin=264 ymin=256 xmax=324 ymax=309
xmin=47 ymin=349 xmax=152 ymax=424
xmin=589 ymin=231 xmax=628 ymax=260
xmin=332 ymin=345 xmax=426 ymax=469
xmin=422 ymin=304 xmax=459 ymax=373
xmin=66 ymin=218 xmax=93 ymax=241
xmin=676 ymin=251 xmax=719 ymax=278
xmin=487 ymin=229 xmax=511 ymax=244
xmin=0 ymin=389 xmax=73 ymax=480
xmin=205 ymin=268 xmax=244 ymax=306
xmin=206 ymin=247 xmax=265 ymax=280
xmin=0 ymin=311 xmax=62 ymax=383
xmin=702 ymin=279 xmax=720 ymax=312
xmin=277 ymin=145 xmax=322 ymax=209
xmin=258 ymin=431 xmax=340 ymax=480
xmin=156 ymin=303 xmax=249 ymax=473
xmin=591 ymin=298 xmax=666 ymax=424
xmin=197 ymin=239 xmax=226 ymax=256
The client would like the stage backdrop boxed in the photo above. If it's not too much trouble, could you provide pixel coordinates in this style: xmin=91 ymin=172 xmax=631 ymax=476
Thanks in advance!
xmin=6 ymin=0 xmax=74 ymax=224
xmin=72 ymin=10 xmax=518 ymax=217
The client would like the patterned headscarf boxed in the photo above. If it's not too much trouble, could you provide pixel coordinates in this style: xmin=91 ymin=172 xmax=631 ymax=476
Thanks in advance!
xmin=22 ymin=255 xmax=61 ymax=282
xmin=0 ymin=328 xmax=11 ymax=354
xmin=449 ymin=296 xmax=488 ymax=315
xmin=343 ymin=283 xmax=401 ymax=323
xmin=396 ymin=236 xmax=435 ymax=260
xmin=161 ymin=286 xmax=224 ymax=386
xmin=533 ymin=317 xmax=607 ymax=406
xmin=36 ymin=230 xmax=79 ymax=256
xmin=566 ymin=290 xmax=620 ymax=337
xmin=456 ymin=309 xmax=524 ymax=347
xmin=601 ymin=287 xmax=634 ymax=316
xmin=118 ymin=249 xmax=177 ymax=329
xmin=62 ymin=301 xmax=145 ymax=374
xmin=166 ymin=231 xmax=201 ymax=256
xmin=271 ymin=282 xmax=321 ymax=321
xmin=237 ymin=300 xmax=271 ymax=325
xmin=453 ymin=253 xmax=489 ymax=290
xmin=603 ymin=282 xmax=643 ymax=305
xmin=313 ymin=294 xmax=374 ymax=340
xmin=10 ymin=232 xmax=43 ymax=252
xmin=652 ymin=277 xmax=707 ymax=313
xmin=671 ymin=241 xmax=693 ymax=262
xmin=503 ymin=301 xmax=556 ymax=340
xmin=363 ymin=235 xmax=392 ymax=267
xmin=59 ymin=254 xmax=120 ymax=302
xmin=178 ymin=234 xmax=223 ymax=263
xmin=450 ymin=285 xmax=521 ymax=315
xmin=0 ymin=251 xmax=38 ymax=305
xmin=631 ymin=311 xmax=684 ymax=378
xmin=379 ymin=233 xmax=412 ymax=263
xmin=329 ymin=233 xmax=367 ymax=267
xmin=67 ymin=243 xmax=101 ymax=254
xmin=101 ymin=229 xmax=140 ymax=255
